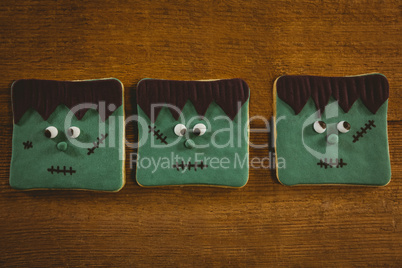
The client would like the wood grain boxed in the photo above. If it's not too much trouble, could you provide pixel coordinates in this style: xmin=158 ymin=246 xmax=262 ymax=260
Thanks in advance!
xmin=0 ymin=0 xmax=401 ymax=267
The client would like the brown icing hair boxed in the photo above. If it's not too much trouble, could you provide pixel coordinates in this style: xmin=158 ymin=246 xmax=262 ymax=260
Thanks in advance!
xmin=12 ymin=78 xmax=122 ymax=123
xmin=276 ymin=74 xmax=389 ymax=114
xmin=137 ymin=78 xmax=250 ymax=122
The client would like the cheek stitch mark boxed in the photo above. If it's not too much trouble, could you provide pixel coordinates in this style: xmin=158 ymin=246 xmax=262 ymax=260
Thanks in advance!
xmin=148 ymin=125 xmax=168 ymax=145
xmin=87 ymin=133 xmax=108 ymax=155
xmin=23 ymin=140 xmax=33 ymax=149
xmin=352 ymin=120 xmax=376 ymax=143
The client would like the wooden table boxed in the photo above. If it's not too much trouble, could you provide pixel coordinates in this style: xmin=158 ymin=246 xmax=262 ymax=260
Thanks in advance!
xmin=0 ymin=1 xmax=401 ymax=266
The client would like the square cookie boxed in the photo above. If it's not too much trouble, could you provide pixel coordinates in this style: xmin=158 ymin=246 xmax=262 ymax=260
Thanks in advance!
xmin=136 ymin=78 xmax=250 ymax=187
xmin=10 ymin=78 xmax=125 ymax=191
xmin=274 ymin=74 xmax=391 ymax=186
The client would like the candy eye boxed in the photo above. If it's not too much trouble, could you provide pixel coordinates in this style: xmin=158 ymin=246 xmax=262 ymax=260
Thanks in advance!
xmin=68 ymin=126 xmax=81 ymax=138
xmin=313 ymin=121 xmax=326 ymax=133
xmin=337 ymin=121 xmax=351 ymax=133
xmin=193 ymin=123 xmax=207 ymax=136
xmin=174 ymin=124 xmax=187 ymax=136
xmin=45 ymin=126 xmax=58 ymax=138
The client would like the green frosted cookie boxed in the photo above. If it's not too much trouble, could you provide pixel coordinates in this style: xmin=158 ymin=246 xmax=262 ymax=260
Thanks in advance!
xmin=10 ymin=78 xmax=125 ymax=191
xmin=135 ymin=79 xmax=250 ymax=187
xmin=274 ymin=74 xmax=391 ymax=186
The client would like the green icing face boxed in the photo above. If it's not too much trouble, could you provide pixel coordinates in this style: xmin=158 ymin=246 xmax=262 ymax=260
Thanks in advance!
xmin=136 ymin=101 xmax=249 ymax=187
xmin=275 ymin=97 xmax=391 ymax=186
xmin=10 ymin=105 xmax=125 ymax=191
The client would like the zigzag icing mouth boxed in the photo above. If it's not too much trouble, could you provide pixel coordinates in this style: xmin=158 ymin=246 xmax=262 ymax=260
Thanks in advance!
xmin=172 ymin=161 xmax=208 ymax=171
xmin=317 ymin=158 xmax=347 ymax=169
xmin=47 ymin=166 xmax=76 ymax=175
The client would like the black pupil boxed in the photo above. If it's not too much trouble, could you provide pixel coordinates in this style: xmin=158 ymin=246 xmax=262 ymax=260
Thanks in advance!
xmin=180 ymin=128 xmax=186 ymax=135
xmin=193 ymin=128 xmax=201 ymax=136
xmin=69 ymin=129 xmax=74 ymax=136
xmin=343 ymin=121 xmax=350 ymax=130
xmin=44 ymin=129 xmax=51 ymax=138
xmin=318 ymin=121 xmax=326 ymax=129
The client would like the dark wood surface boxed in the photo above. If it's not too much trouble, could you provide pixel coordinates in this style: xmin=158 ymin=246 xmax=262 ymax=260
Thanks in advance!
xmin=0 ymin=1 xmax=401 ymax=267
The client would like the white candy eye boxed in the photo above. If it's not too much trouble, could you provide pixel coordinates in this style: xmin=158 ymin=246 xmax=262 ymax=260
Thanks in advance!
xmin=337 ymin=121 xmax=351 ymax=133
xmin=68 ymin=126 xmax=81 ymax=138
xmin=45 ymin=126 xmax=58 ymax=138
xmin=313 ymin=121 xmax=326 ymax=134
xmin=174 ymin=124 xmax=187 ymax=136
xmin=193 ymin=123 xmax=207 ymax=136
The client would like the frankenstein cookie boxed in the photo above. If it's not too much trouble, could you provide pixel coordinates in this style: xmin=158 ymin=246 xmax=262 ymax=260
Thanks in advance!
xmin=10 ymin=78 xmax=125 ymax=191
xmin=136 ymin=79 xmax=250 ymax=187
xmin=274 ymin=73 xmax=391 ymax=186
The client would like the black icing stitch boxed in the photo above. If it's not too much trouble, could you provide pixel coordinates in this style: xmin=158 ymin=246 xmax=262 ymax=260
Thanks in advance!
xmin=352 ymin=120 xmax=376 ymax=143
xmin=23 ymin=140 xmax=33 ymax=149
xmin=47 ymin=166 xmax=76 ymax=175
xmin=87 ymin=133 xmax=108 ymax=155
xmin=148 ymin=125 xmax=168 ymax=145
xmin=172 ymin=161 xmax=208 ymax=171
xmin=317 ymin=158 xmax=347 ymax=169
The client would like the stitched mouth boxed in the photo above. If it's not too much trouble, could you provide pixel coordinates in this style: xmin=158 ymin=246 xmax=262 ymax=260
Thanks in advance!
xmin=172 ymin=161 xmax=208 ymax=171
xmin=47 ymin=165 xmax=76 ymax=175
xmin=317 ymin=158 xmax=347 ymax=169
